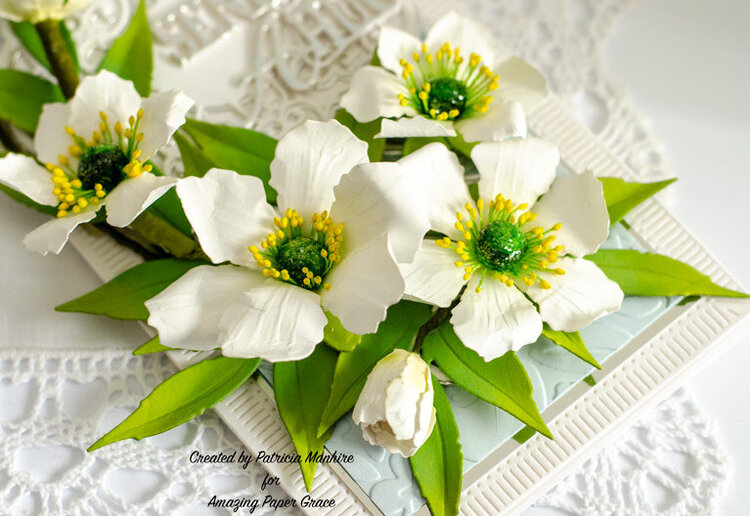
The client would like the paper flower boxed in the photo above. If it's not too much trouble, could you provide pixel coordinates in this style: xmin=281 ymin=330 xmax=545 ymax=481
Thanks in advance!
xmin=352 ymin=349 xmax=436 ymax=457
xmin=398 ymin=139 xmax=624 ymax=360
xmin=0 ymin=0 xmax=90 ymax=22
xmin=145 ymin=120 xmax=428 ymax=362
xmin=340 ymin=11 xmax=547 ymax=142
xmin=0 ymin=71 xmax=194 ymax=255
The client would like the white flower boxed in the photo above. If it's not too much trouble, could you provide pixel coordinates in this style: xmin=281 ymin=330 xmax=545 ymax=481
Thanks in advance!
xmin=352 ymin=349 xmax=436 ymax=457
xmin=0 ymin=70 xmax=194 ymax=255
xmin=0 ymin=0 xmax=91 ymax=22
xmin=340 ymin=11 xmax=547 ymax=142
xmin=394 ymin=139 xmax=624 ymax=361
xmin=145 ymin=120 xmax=429 ymax=362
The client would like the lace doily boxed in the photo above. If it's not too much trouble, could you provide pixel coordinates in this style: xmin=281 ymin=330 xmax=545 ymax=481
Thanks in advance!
xmin=0 ymin=0 xmax=726 ymax=514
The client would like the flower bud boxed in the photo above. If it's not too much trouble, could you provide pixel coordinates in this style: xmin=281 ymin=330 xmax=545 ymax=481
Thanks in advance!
xmin=352 ymin=349 xmax=436 ymax=457
xmin=0 ymin=0 xmax=91 ymax=23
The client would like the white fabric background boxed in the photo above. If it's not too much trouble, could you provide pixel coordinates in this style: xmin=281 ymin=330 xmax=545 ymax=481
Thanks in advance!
xmin=0 ymin=0 xmax=747 ymax=514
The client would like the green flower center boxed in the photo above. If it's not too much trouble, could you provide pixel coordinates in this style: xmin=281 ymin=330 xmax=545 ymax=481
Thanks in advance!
xmin=397 ymin=42 xmax=499 ymax=121
xmin=476 ymin=221 xmax=527 ymax=270
xmin=427 ymin=77 xmax=467 ymax=117
xmin=249 ymin=209 xmax=344 ymax=291
xmin=436 ymin=195 xmax=567 ymax=293
xmin=77 ymin=144 xmax=128 ymax=191
xmin=276 ymin=237 xmax=327 ymax=287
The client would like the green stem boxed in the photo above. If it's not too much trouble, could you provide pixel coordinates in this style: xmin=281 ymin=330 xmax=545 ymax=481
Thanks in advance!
xmin=35 ymin=20 xmax=79 ymax=99
xmin=0 ymin=120 xmax=27 ymax=154
xmin=128 ymin=211 xmax=209 ymax=261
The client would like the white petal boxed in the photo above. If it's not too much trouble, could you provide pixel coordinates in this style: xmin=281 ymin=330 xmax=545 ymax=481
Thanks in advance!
xmin=34 ymin=101 xmax=72 ymax=166
xmin=494 ymin=57 xmax=548 ymax=112
xmin=137 ymin=89 xmax=194 ymax=161
xmin=321 ymin=234 xmax=404 ymax=335
xmin=269 ymin=120 xmax=368 ymax=220
xmin=176 ymin=168 xmax=276 ymax=267
xmin=454 ymin=100 xmax=527 ymax=142
xmin=451 ymin=277 xmax=543 ymax=361
xmin=532 ymin=170 xmax=609 ymax=257
xmin=397 ymin=143 xmax=471 ymax=239
xmin=526 ymin=257 xmax=624 ymax=332
xmin=145 ymin=264 xmax=263 ymax=351
xmin=377 ymin=26 xmax=422 ymax=74
xmin=105 ymin=172 xmax=177 ymax=227
xmin=425 ymin=12 xmax=500 ymax=65
xmin=330 ymin=162 xmax=429 ymax=262
xmin=22 ymin=205 xmax=99 ymax=255
xmin=400 ymin=240 xmax=466 ymax=307
xmin=0 ymin=0 xmax=90 ymax=22
xmin=69 ymin=71 xmax=142 ymax=141
xmin=0 ymin=153 xmax=57 ymax=206
xmin=219 ymin=282 xmax=327 ymax=362
xmin=340 ymin=66 xmax=416 ymax=123
xmin=472 ymin=138 xmax=560 ymax=207
xmin=376 ymin=116 xmax=456 ymax=139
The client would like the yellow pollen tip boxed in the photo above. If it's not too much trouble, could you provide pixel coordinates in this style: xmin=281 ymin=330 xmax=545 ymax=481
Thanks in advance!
xmin=65 ymin=126 xmax=75 ymax=136
xmin=475 ymin=286 xmax=482 ymax=294
xmin=554 ymin=268 xmax=566 ymax=275
xmin=552 ymin=223 xmax=562 ymax=231
xmin=540 ymin=280 xmax=551 ymax=289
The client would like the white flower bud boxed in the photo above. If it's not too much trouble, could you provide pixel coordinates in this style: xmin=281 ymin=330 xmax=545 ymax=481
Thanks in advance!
xmin=0 ymin=0 xmax=91 ymax=23
xmin=352 ymin=349 xmax=436 ymax=457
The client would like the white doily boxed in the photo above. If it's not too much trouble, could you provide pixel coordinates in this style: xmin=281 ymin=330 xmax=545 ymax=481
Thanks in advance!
xmin=0 ymin=0 xmax=727 ymax=514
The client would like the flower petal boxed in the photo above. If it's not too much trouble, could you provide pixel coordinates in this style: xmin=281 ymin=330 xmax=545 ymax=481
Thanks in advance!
xmin=22 ymin=205 xmax=100 ymax=255
xmin=321 ymin=233 xmax=404 ymax=335
xmin=376 ymin=116 xmax=456 ymax=139
xmin=526 ymin=257 xmax=624 ymax=332
xmin=176 ymin=168 xmax=276 ymax=267
xmin=34 ymin=101 xmax=72 ymax=166
xmin=330 ymin=162 xmax=429 ymax=262
xmin=454 ymin=100 xmax=527 ymax=142
xmin=425 ymin=11 xmax=500 ymax=65
xmin=397 ymin=142 xmax=471 ymax=239
xmin=493 ymin=57 xmax=548 ymax=112
xmin=377 ymin=25 xmax=423 ymax=74
xmin=532 ymin=170 xmax=609 ymax=257
xmin=219 ymin=282 xmax=327 ymax=362
xmin=145 ymin=264 xmax=263 ymax=351
xmin=137 ymin=89 xmax=194 ymax=161
xmin=104 ymin=172 xmax=177 ymax=227
xmin=400 ymin=240 xmax=466 ymax=307
xmin=69 ymin=70 xmax=142 ymax=141
xmin=340 ymin=65 xmax=416 ymax=123
xmin=0 ymin=153 xmax=58 ymax=206
xmin=451 ymin=277 xmax=542 ymax=361
xmin=269 ymin=120 xmax=368 ymax=220
xmin=472 ymin=138 xmax=559 ymax=207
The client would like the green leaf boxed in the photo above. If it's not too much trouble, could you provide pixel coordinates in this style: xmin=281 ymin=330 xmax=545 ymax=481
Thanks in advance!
xmin=10 ymin=20 xmax=79 ymax=73
xmin=317 ymin=300 xmax=433 ymax=436
xmin=0 ymin=183 xmax=57 ymax=216
xmin=422 ymin=322 xmax=552 ymax=439
xmin=274 ymin=345 xmax=338 ymax=491
xmin=0 ymin=69 xmax=64 ymax=132
xmin=599 ymin=176 xmax=676 ymax=226
xmin=98 ymin=0 xmax=153 ymax=96
xmin=174 ymin=131 xmax=215 ymax=177
xmin=147 ymin=187 xmax=193 ymax=237
xmin=183 ymin=118 xmax=278 ymax=202
xmin=334 ymin=108 xmax=385 ymax=162
xmin=587 ymin=249 xmax=749 ymax=298
xmin=403 ymin=137 xmax=446 ymax=156
xmin=56 ymin=259 xmax=204 ymax=320
xmin=410 ymin=378 xmax=463 ymax=516
xmin=88 ymin=355 xmax=259 ymax=451
xmin=133 ymin=336 xmax=174 ymax=356
xmin=323 ymin=312 xmax=361 ymax=352
xmin=542 ymin=324 xmax=601 ymax=369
